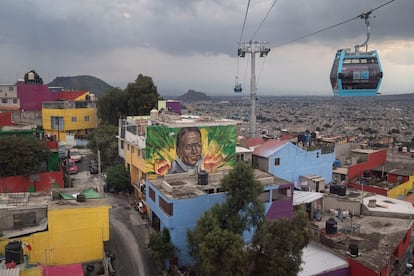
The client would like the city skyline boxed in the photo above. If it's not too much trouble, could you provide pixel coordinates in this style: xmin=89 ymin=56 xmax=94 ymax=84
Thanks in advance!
xmin=0 ymin=0 xmax=413 ymax=96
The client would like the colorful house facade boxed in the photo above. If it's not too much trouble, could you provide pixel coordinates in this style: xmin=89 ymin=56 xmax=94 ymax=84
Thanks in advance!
xmin=117 ymin=111 xmax=297 ymax=267
xmin=41 ymin=99 xmax=98 ymax=143
xmin=245 ymin=138 xmax=336 ymax=187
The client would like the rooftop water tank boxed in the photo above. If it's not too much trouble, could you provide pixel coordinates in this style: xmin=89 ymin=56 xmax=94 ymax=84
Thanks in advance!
xmin=150 ymin=108 xmax=159 ymax=121
xmin=325 ymin=218 xmax=337 ymax=235
xmin=349 ymin=243 xmax=359 ymax=256
xmin=337 ymin=185 xmax=347 ymax=196
xmin=5 ymin=240 xmax=23 ymax=264
xmin=197 ymin=170 xmax=208 ymax=185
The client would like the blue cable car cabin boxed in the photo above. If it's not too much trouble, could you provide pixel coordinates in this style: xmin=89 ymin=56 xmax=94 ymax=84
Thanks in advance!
xmin=330 ymin=49 xmax=383 ymax=96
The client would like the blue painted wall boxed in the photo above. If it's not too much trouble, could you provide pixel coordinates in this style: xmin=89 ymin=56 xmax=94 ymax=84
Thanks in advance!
xmin=267 ymin=143 xmax=335 ymax=184
xmin=146 ymin=181 xmax=289 ymax=267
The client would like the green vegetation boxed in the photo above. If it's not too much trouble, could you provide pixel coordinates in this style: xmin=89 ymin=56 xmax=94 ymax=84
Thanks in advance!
xmin=97 ymin=74 xmax=161 ymax=125
xmin=187 ymin=162 xmax=311 ymax=275
xmin=87 ymin=124 xmax=119 ymax=168
xmin=147 ymin=228 xmax=177 ymax=269
xmin=0 ymin=136 xmax=51 ymax=177
xmin=105 ymin=164 xmax=131 ymax=193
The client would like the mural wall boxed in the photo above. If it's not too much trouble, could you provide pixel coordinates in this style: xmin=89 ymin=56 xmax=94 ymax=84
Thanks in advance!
xmin=146 ymin=125 xmax=236 ymax=178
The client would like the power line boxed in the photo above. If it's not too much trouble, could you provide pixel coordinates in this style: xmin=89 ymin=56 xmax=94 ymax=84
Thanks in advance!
xmin=271 ymin=0 xmax=396 ymax=49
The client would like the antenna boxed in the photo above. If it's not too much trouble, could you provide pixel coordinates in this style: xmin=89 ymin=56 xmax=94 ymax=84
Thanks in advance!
xmin=238 ymin=41 xmax=270 ymax=138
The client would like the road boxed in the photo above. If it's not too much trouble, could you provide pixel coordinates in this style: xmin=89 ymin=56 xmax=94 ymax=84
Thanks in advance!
xmin=70 ymin=149 xmax=159 ymax=276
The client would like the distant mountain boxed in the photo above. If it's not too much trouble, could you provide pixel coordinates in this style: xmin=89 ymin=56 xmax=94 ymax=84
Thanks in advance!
xmin=47 ymin=75 xmax=113 ymax=97
xmin=176 ymin=89 xmax=211 ymax=102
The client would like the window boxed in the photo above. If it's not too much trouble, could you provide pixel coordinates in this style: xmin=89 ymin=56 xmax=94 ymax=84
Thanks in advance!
xmin=8 ymin=86 xmax=13 ymax=91
xmin=1 ymin=98 xmax=7 ymax=103
xmin=13 ymin=98 xmax=17 ymax=104
xmin=121 ymin=141 xmax=124 ymax=149
xmin=274 ymin=158 xmax=280 ymax=166
xmin=159 ymin=196 xmax=174 ymax=216
xmin=51 ymin=116 xmax=64 ymax=130
xmin=84 ymin=115 xmax=90 ymax=122
xmin=149 ymin=187 xmax=155 ymax=201
xmin=71 ymin=117 xmax=77 ymax=123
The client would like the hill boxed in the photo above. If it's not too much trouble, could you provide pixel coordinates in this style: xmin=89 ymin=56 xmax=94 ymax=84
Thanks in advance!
xmin=176 ymin=89 xmax=211 ymax=102
xmin=48 ymin=75 xmax=113 ymax=97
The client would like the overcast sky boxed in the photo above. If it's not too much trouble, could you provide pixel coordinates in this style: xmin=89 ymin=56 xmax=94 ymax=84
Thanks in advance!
xmin=0 ymin=0 xmax=413 ymax=96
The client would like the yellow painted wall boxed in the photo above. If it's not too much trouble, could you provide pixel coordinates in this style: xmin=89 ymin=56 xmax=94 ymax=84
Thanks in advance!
xmin=42 ymin=105 xmax=98 ymax=141
xmin=387 ymin=175 xmax=414 ymax=198
xmin=0 ymin=204 xmax=110 ymax=267
xmin=21 ymin=267 xmax=42 ymax=276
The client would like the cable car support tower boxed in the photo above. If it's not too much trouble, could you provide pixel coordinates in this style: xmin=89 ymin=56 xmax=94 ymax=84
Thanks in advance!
xmin=238 ymin=41 xmax=270 ymax=138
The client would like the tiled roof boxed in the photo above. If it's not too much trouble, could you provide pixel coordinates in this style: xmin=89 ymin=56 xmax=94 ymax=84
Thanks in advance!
xmin=55 ymin=90 xmax=88 ymax=101
xmin=253 ymin=140 xmax=289 ymax=158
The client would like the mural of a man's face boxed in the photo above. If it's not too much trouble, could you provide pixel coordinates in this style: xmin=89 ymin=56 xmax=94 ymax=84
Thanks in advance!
xmin=177 ymin=130 xmax=202 ymax=166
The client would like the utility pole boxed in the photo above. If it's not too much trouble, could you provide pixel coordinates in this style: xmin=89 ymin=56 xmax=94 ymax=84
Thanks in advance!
xmin=238 ymin=40 xmax=270 ymax=138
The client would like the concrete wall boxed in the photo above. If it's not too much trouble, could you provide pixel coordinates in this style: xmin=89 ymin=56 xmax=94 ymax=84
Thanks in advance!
xmin=323 ymin=195 xmax=361 ymax=216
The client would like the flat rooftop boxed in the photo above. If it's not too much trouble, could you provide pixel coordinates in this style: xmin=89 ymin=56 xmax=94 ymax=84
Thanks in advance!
xmin=313 ymin=213 xmax=413 ymax=273
xmin=150 ymin=168 xmax=291 ymax=200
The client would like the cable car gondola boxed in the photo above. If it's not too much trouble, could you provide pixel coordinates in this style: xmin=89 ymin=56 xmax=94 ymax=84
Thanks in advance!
xmin=234 ymin=76 xmax=242 ymax=93
xmin=330 ymin=12 xmax=383 ymax=96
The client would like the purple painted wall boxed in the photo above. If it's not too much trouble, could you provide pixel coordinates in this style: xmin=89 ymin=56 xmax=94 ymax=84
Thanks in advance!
xmin=320 ymin=267 xmax=349 ymax=276
xmin=166 ymin=101 xmax=181 ymax=115
xmin=266 ymin=199 xmax=293 ymax=220
xmin=17 ymin=84 xmax=57 ymax=111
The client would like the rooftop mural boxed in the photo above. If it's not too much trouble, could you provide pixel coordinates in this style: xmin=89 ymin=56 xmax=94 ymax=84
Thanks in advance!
xmin=145 ymin=125 xmax=236 ymax=178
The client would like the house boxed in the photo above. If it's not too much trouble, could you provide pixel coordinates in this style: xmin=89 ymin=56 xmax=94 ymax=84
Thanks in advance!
xmin=306 ymin=189 xmax=414 ymax=275
xmin=41 ymin=98 xmax=98 ymax=145
xmin=245 ymin=138 xmax=336 ymax=188
xmin=0 ymin=190 xmax=110 ymax=273
xmin=0 ymin=84 xmax=19 ymax=111
xmin=117 ymin=110 xmax=296 ymax=267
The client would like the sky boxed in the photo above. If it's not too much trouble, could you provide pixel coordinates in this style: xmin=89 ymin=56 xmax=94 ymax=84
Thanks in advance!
xmin=0 ymin=0 xmax=413 ymax=97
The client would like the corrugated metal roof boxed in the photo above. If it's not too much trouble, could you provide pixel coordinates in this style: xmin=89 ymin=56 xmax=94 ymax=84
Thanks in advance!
xmin=253 ymin=140 xmax=289 ymax=158
xmin=0 ymin=267 xmax=20 ymax=276
xmin=293 ymin=191 xmax=323 ymax=206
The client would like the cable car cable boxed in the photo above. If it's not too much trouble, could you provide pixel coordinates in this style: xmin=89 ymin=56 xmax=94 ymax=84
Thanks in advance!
xmin=251 ymin=0 xmax=280 ymax=41
xmin=235 ymin=0 xmax=251 ymax=93
xmin=271 ymin=0 xmax=396 ymax=49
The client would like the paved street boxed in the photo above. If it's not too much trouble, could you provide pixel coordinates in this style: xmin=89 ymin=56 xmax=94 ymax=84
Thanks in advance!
xmin=69 ymin=149 xmax=158 ymax=276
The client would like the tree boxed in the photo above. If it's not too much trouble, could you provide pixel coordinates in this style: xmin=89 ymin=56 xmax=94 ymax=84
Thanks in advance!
xmin=125 ymin=74 xmax=160 ymax=116
xmin=105 ymin=164 xmax=131 ymax=192
xmin=187 ymin=206 xmax=248 ymax=275
xmin=96 ymin=87 xmax=126 ymax=126
xmin=187 ymin=162 xmax=311 ymax=274
xmin=0 ymin=136 xmax=51 ymax=177
xmin=96 ymin=74 xmax=161 ymax=126
xmin=147 ymin=228 xmax=177 ymax=269
xmin=87 ymin=124 xmax=119 ymax=168
xmin=187 ymin=162 xmax=263 ymax=275
xmin=248 ymin=207 xmax=311 ymax=276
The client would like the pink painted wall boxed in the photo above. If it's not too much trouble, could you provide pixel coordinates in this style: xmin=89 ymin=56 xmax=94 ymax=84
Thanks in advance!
xmin=16 ymin=84 xmax=57 ymax=111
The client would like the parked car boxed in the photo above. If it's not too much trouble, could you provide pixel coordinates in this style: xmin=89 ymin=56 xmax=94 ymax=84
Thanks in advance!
xmin=67 ymin=160 xmax=78 ymax=174
xmin=69 ymin=149 xmax=82 ymax=163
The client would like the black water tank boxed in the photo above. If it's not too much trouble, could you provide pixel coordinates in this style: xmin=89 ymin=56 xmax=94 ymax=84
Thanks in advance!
xmin=77 ymin=194 xmax=86 ymax=202
xmin=349 ymin=243 xmax=359 ymax=256
xmin=5 ymin=240 xmax=23 ymax=264
xmin=330 ymin=185 xmax=338 ymax=194
xmin=337 ymin=185 xmax=347 ymax=196
xmin=198 ymin=171 xmax=208 ymax=185
xmin=325 ymin=218 xmax=337 ymax=234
